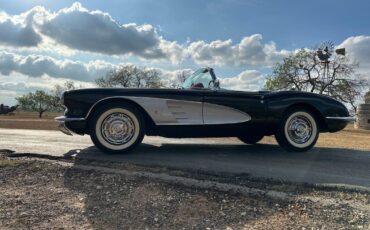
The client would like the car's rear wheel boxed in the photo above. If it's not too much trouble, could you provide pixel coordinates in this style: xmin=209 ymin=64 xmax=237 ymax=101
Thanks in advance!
xmin=275 ymin=108 xmax=319 ymax=152
xmin=89 ymin=103 xmax=145 ymax=153
xmin=238 ymin=134 xmax=264 ymax=145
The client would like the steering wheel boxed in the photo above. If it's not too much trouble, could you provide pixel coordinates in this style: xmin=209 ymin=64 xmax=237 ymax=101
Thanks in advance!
xmin=191 ymin=82 xmax=204 ymax=89
xmin=208 ymin=80 xmax=214 ymax=89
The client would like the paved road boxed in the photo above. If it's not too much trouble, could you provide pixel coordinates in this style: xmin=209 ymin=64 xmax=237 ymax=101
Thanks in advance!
xmin=1 ymin=128 xmax=370 ymax=188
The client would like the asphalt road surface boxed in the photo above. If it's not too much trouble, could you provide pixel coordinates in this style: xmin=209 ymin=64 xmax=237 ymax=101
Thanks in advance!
xmin=1 ymin=128 xmax=369 ymax=189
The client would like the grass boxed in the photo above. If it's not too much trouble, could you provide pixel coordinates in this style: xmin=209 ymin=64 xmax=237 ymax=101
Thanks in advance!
xmin=0 ymin=111 xmax=62 ymax=120
xmin=0 ymin=111 xmax=62 ymax=130
xmin=259 ymin=124 xmax=370 ymax=150
xmin=0 ymin=159 xmax=21 ymax=168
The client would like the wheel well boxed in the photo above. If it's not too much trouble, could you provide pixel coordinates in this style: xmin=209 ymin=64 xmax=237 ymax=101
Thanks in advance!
xmin=284 ymin=103 xmax=327 ymax=131
xmin=85 ymin=98 xmax=156 ymax=134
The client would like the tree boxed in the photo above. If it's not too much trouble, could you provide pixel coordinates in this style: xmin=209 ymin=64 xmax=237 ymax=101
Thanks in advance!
xmin=53 ymin=81 xmax=77 ymax=98
xmin=265 ymin=46 xmax=368 ymax=112
xmin=16 ymin=90 xmax=56 ymax=118
xmin=51 ymin=81 xmax=77 ymax=110
xmin=141 ymin=68 xmax=163 ymax=88
xmin=167 ymin=70 xmax=192 ymax=88
xmin=177 ymin=70 xmax=190 ymax=84
xmin=95 ymin=64 xmax=164 ymax=88
xmin=97 ymin=65 xmax=140 ymax=88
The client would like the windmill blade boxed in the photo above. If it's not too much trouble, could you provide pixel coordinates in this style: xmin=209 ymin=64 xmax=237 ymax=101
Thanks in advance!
xmin=335 ymin=48 xmax=346 ymax=56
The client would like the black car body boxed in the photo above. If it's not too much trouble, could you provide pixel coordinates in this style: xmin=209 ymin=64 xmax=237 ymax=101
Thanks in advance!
xmin=56 ymin=67 xmax=353 ymax=153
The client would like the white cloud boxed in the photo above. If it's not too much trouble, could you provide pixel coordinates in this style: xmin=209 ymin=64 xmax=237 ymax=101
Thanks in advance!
xmin=338 ymin=35 xmax=370 ymax=71
xmin=220 ymin=70 xmax=265 ymax=91
xmin=0 ymin=3 xmax=185 ymax=63
xmin=0 ymin=73 xmax=96 ymax=105
xmin=156 ymin=40 xmax=186 ymax=64
xmin=1 ymin=3 xmax=369 ymax=104
xmin=0 ymin=50 xmax=192 ymax=85
xmin=188 ymin=34 xmax=290 ymax=67
xmin=337 ymin=36 xmax=370 ymax=91
xmin=39 ymin=3 xmax=160 ymax=56
xmin=0 ymin=51 xmax=114 ymax=81
xmin=0 ymin=3 xmax=292 ymax=67
xmin=0 ymin=9 xmax=42 ymax=47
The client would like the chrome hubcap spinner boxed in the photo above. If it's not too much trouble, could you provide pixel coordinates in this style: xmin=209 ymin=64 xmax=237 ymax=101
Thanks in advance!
xmin=287 ymin=115 xmax=312 ymax=144
xmin=101 ymin=113 xmax=135 ymax=145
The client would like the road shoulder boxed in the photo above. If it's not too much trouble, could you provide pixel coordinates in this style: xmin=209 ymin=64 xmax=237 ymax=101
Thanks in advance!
xmin=1 ymin=152 xmax=369 ymax=229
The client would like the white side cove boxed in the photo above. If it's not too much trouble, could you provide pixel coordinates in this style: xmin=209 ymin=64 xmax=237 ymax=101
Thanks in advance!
xmin=88 ymin=96 xmax=251 ymax=125
xmin=129 ymin=97 xmax=203 ymax=125
xmin=203 ymin=102 xmax=251 ymax=125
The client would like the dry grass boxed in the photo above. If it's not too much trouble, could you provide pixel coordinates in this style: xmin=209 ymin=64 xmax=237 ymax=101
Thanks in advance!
xmin=260 ymin=125 xmax=370 ymax=150
xmin=0 ymin=111 xmax=62 ymax=130
xmin=0 ymin=159 xmax=21 ymax=168
xmin=0 ymin=111 xmax=61 ymax=120
xmin=316 ymin=128 xmax=370 ymax=150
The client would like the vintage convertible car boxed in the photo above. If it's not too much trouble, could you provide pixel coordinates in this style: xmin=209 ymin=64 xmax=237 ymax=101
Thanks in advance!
xmin=55 ymin=67 xmax=354 ymax=153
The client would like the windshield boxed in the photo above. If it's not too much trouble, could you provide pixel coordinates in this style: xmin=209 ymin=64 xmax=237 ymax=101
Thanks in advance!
xmin=182 ymin=68 xmax=214 ymax=89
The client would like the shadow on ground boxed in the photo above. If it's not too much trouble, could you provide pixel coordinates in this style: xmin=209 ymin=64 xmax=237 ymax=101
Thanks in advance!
xmin=63 ymin=142 xmax=370 ymax=188
xmin=61 ymin=143 xmax=370 ymax=229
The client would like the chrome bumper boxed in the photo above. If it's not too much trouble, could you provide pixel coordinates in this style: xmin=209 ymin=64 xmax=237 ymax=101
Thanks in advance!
xmin=55 ymin=116 xmax=85 ymax=136
xmin=58 ymin=122 xmax=73 ymax=136
xmin=326 ymin=116 xmax=356 ymax=122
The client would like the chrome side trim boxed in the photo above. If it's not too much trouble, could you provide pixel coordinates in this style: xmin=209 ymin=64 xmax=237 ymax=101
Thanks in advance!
xmin=55 ymin=116 xmax=85 ymax=122
xmin=326 ymin=116 xmax=356 ymax=122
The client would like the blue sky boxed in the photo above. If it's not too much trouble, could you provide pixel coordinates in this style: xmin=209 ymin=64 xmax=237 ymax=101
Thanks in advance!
xmin=2 ymin=0 xmax=370 ymax=48
xmin=0 ymin=0 xmax=370 ymax=104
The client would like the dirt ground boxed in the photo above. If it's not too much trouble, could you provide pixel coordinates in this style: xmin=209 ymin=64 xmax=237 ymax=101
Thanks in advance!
xmin=0 ymin=157 xmax=368 ymax=230
xmin=1 ymin=112 xmax=370 ymax=229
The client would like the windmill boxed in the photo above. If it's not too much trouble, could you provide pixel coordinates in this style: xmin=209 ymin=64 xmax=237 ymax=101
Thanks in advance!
xmin=316 ymin=41 xmax=346 ymax=94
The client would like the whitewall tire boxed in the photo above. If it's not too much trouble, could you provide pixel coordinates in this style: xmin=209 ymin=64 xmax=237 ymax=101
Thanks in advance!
xmin=275 ymin=108 xmax=319 ymax=152
xmin=90 ymin=103 xmax=145 ymax=153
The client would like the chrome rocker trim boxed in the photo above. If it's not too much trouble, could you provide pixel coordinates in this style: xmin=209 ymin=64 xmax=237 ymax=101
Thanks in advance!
xmin=325 ymin=116 xmax=356 ymax=122
xmin=55 ymin=116 xmax=85 ymax=136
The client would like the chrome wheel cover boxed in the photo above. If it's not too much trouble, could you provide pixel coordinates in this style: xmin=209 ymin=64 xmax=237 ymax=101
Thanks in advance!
xmin=286 ymin=115 xmax=313 ymax=144
xmin=101 ymin=112 xmax=135 ymax=145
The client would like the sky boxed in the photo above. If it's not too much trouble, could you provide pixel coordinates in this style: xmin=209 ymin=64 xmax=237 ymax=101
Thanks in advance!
xmin=0 ymin=0 xmax=370 ymax=105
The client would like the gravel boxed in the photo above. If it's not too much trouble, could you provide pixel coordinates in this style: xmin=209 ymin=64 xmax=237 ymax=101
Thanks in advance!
xmin=0 ymin=157 xmax=369 ymax=229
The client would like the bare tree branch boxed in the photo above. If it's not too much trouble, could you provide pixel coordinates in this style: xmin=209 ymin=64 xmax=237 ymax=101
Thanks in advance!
xmin=264 ymin=45 xmax=367 ymax=111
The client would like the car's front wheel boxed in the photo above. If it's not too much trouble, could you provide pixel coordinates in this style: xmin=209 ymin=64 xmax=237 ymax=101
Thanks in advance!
xmin=89 ymin=103 xmax=145 ymax=153
xmin=275 ymin=108 xmax=319 ymax=152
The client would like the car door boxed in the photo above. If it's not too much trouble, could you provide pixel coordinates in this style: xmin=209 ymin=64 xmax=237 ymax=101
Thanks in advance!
xmin=154 ymin=68 xmax=211 ymax=125
xmin=162 ymin=89 xmax=204 ymax=125
xmin=202 ymin=89 xmax=265 ymax=125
